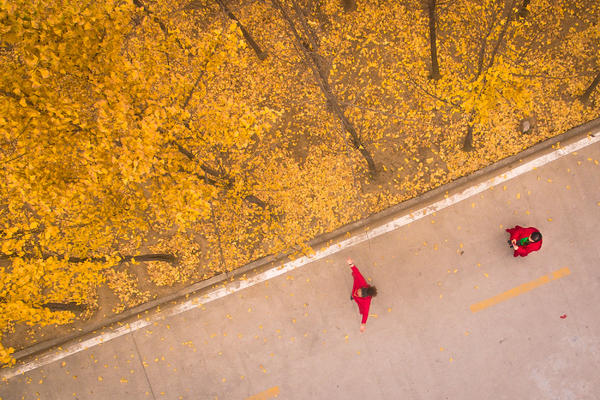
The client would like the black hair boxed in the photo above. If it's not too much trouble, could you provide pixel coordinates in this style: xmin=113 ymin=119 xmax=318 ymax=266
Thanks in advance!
xmin=362 ymin=286 xmax=378 ymax=297
xmin=531 ymin=231 xmax=542 ymax=242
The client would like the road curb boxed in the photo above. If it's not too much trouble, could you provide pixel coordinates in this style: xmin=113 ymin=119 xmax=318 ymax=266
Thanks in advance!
xmin=7 ymin=117 xmax=600 ymax=367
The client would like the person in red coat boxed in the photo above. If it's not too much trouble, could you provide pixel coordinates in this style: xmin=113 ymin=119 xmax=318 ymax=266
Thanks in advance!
xmin=347 ymin=258 xmax=377 ymax=332
xmin=506 ymin=226 xmax=542 ymax=257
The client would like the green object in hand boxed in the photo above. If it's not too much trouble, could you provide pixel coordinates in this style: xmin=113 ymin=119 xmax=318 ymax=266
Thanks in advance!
xmin=518 ymin=237 xmax=529 ymax=246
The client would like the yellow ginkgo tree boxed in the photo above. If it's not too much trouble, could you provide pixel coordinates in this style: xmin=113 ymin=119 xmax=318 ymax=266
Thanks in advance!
xmin=0 ymin=0 xmax=275 ymax=365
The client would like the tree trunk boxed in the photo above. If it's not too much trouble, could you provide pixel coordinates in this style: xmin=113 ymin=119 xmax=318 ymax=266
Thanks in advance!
xmin=42 ymin=302 xmax=87 ymax=312
xmin=311 ymin=0 xmax=331 ymax=29
xmin=45 ymin=253 xmax=178 ymax=264
xmin=291 ymin=1 xmax=321 ymax=53
xmin=290 ymin=1 xmax=328 ymax=81
xmin=464 ymin=0 xmax=516 ymax=151
xmin=462 ymin=113 xmax=476 ymax=151
xmin=580 ymin=71 xmax=600 ymax=105
xmin=341 ymin=0 xmax=356 ymax=12
xmin=486 ymin=0 xmax=517 ymax=72
xmin=0 ymin=298 xmax=87 ymax=312
xmin=427 ymin=0 xmax=441 ymax=80
xmin=475 ymin=6 xmax=500 ymax=78
xmin=272 ymin=0 xmax=377 ymax=176
xmin=463 ymin=124 xmax=474 ymax=151
xmin=1 ymin=252 xmax=179 ymax=265
xmin=216 ymin=0 xmax=267 ymax=60
xmin=518 ymin=0 xmax=530 ymax=18
xmin=172 ymin=141 xmax=268 ymax=208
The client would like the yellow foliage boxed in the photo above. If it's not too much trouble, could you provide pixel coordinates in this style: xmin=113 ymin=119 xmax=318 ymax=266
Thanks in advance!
xmin=146 ymin=261 xmax=183 ymax=287
xmin=1 ymin=0 xmax=599 ymax=366
xmin=104 ymin=269 xmax=150 ymax=313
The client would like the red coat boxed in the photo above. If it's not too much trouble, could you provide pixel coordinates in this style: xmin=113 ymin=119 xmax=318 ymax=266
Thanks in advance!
xmin=351 ymin=265 xmax=372 ymax=324
xmin=506 ymin=226 xmax=542 ymax=257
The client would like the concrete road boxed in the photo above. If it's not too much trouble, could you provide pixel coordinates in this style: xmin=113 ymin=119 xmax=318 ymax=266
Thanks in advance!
xmin=2 ymin=135 xmax=600 ymax=400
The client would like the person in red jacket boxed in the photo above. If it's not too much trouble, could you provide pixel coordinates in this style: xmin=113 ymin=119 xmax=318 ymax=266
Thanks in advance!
xmin=506 ymin=225 xmax=542 ymax=257
xmin=347 ymin=258 xmax=377 ymax=332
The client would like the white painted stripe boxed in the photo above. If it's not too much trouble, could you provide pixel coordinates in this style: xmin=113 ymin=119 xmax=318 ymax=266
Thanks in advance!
xmin=2 ymin=132 xmax=599 ymax=380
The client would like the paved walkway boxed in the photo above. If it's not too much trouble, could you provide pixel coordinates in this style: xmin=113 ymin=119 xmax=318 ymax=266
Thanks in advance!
xmin=2 ymin=133 xmax=600 ymax=400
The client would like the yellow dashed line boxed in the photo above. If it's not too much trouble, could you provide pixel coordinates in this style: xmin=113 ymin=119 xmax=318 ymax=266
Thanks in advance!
xmin=245 ymin=386 xmax=280 ymax=400
xmin=470 ymin=267 xmax=571 ymax=313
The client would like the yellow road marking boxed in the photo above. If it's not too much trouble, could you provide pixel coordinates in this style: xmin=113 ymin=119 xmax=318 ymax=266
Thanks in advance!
xmin=246 ymin=386 xmax=279 ymax=400
xmin=470 ymin=267 xmax=571 ymax=313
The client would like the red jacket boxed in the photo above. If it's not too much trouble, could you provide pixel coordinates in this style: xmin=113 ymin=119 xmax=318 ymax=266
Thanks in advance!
xmin=506 ymin=226 xmax=542 ymax=257
xmin=351 ymin=265 xmax=372 ymax=324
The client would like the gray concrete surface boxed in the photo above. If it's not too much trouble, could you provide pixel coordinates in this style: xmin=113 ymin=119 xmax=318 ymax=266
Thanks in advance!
xmin=1 ymin=137 xmax=600 ymax=400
